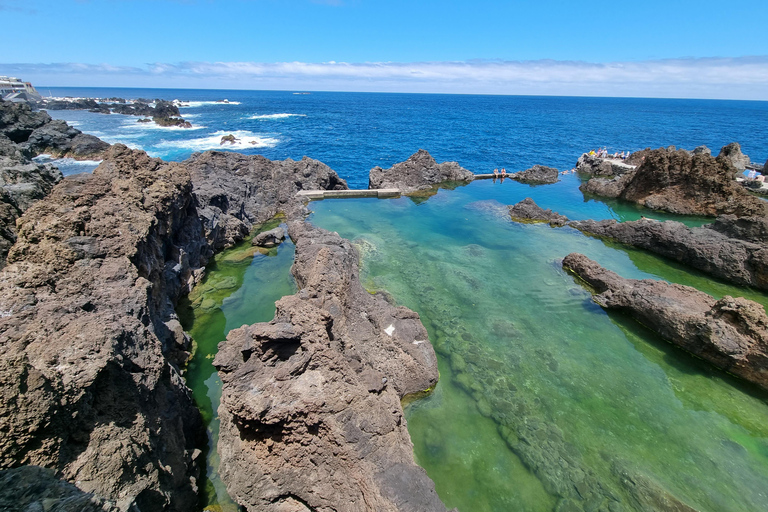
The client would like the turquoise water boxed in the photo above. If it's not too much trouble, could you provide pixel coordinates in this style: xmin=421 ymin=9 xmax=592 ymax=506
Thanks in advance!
xmin=309 ymin=180 xmax=768 ymax=512
xmin=177 ymin=223 xmax=296 ymax=511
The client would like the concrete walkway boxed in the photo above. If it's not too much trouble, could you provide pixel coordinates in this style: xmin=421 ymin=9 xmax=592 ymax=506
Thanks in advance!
xmin=297 ymin=188 xmax=400 ymax=199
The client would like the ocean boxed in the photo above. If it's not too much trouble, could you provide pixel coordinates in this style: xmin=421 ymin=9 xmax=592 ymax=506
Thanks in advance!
xmin=44 ymin=88 xmax=768 ymax=512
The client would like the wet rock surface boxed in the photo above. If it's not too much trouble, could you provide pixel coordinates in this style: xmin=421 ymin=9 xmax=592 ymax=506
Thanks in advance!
xmin=0 ymin=465 xmax=119 ymax=512
xmin=186 ymin=151 xmax=348 ymax=251
xmin=510 ymin=164 xmax=560 ymax=184
xmin=214 ymin=221 xmax=446 ymax=512
xmin=563 ymin=252 xmax=768 ymax=391
xmin=368 ymin=149 xmax=474 ymax=194
xmin=508 ymin=197 xmax=569 ymax=226
xmin=0 ymin=145 xmax=208 ymax=511
xmin=508 ymin=198 xmax=768 ymax=291
xmin=574 ymin=154 xmax=635 ymax=177
xmin=580 ymin=145 xmax=766 ymax=217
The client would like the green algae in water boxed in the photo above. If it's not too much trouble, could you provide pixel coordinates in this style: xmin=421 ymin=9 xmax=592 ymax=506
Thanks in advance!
xmin=178 ymin=224 xmax=296 ymax=512
xmin=309 ymin=181 xmax=768 ymax=512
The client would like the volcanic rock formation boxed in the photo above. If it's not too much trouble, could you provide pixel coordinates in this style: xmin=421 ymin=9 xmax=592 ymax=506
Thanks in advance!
xmin=580 ymin=145 xmax=765 ymax=217
xmin=214 ymin=221 xmax=447 ymax=512
xmin=509 ymin=164 xmax=559 ymax=184
xmin=508 ymin=198 xmax=768 ymax=291
xmin=368 ymin=149 xmax=474 ymax=194
xmin=563 ymin=253 xmax=768 ymax=391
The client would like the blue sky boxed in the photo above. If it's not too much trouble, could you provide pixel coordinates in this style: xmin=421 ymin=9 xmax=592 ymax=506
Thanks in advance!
xmin=3 ymin=0 xmax=768 ymax=99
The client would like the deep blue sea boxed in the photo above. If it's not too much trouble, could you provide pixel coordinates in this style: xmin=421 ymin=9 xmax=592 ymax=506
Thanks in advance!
xmin=42 ymin=88 xmax=768 ymax=512
xmin=42 ymin=87 xmax=768 ymax=189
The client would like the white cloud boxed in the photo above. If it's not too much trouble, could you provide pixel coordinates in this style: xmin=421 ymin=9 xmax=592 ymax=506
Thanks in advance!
xmin=4 ymin=57 xmax=768 ymax=100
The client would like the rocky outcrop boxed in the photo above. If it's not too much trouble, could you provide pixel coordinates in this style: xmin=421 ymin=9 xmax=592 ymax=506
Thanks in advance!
xmin=0 ymin=145 xmax=209 ymax=511
xmin=509 ymin=165 xmax=559 ymax=184
xmin=0 ymin=466 xmax=119 ymax=512
xmin=0 ymin=99 xmax=50 ymax=143
xmin=38 ymin=98 xmax=192 ymax=129
xmin=0 ymin=133 xmax=63 ymax=266
xmin=508 ymin=198 xmax=768 ymax=290
xmin=575 ymin=153 xmax=635 ymax=177
xmin=185 ymin=151 xmax=348 ymax=251
xmin=368 ymin=149 xmax=474 ymax=194
xmin=718 ymin=142 xmax=750 ymax=172
xmin=252 ymin=226 xmax=285 ymax=247
xmin=23 ymin=120 xmax=110 ymax=159
xmin=580 ymin=145 xmax=766 ymax=217
xmin=214 ymin=221 xmax=446 ymax=512
xmin=562 ymin=253 xmax=768 ymax=391
xmin=508 ymin=197 xmax=568 ymax=226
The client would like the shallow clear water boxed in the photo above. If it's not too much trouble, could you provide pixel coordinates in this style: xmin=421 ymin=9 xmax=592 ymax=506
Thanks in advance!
xmin=177 ymin=222 xmax=296 ymax=511
xmin=309 ymin=181 xmax=768 ymax=512
xmin=50 ymin=88 xmax=768 ymax=511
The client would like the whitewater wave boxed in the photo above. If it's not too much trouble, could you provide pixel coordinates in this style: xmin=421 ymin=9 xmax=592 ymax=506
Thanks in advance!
xmin=121 ymin=119 xmax=206 ymax=131
xmin=154 ymin=130 xmax=279 ymax=151
xmin=175 ymin=100 xmax=242 ymax=107
xmin=248 ymin=113 xmax=306 ymax=120
xmin=33 ymin=155 xmax=103 ymax=176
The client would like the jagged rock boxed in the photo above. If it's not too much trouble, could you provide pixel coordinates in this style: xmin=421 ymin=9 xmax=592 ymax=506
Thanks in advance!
xmin=0 ymin=133 xmax=63 ymax=266
xmin=718 ymin=142 xmax=750 ymax=172
xmin=153 ymin=117 xmax=192 ymax=128
xmin=23 ymin=120 xmax=110 ymax=159
xmin=252 ymin=226 xmax=285 ymax=247
xmin=508 ymin=198 xmax=568 ymax=226
xmin=510 ymin=165 xmax=559 ymax=184
xmin=693 ymin=145 xmax=711 ymax=156
xmin=509 ymin=198 xmax=768 ymax=291
xmin=0 ymin=99 xmax=51 ymax=144
xmin=185 ymin=151 xmax=348 ymax=251
xmin=214 ymin=222 xmax=446 ymax=512
xmin=575 ymin=153 xmax=635 ymax=177
xmin=562 ymin=253 xmax=768 ymax=391
xmin=368 ymin=149 xmax=474 ymax=194
xmin=580 ymin=146 xmax=766 ymax=217
xmin=0 ymin=144 xmax=208 ymax=511
xmin=0 ymin=465 xmax=119 ymax=512
xmin=220 ymin=134 xmax=237 ymax=145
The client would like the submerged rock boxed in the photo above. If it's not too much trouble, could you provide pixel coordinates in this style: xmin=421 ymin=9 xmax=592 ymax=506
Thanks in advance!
xmin=214 ymin=222 xmax=446 ymax=511
xmin=580 ymin=145 xmax=766 ymax=217
xmin=563 ymin=253 xmax=768 ymax=391
xmin=368 ymin=149 xmax=474 ymax=194
xmin=509 ymin=165 xmax=559 ymax=184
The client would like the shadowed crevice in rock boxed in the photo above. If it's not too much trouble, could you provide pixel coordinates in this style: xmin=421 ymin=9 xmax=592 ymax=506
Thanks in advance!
xmin=562 ymin=252 xmax=768 ymax=391
xmin=214 ymin=221 xmax=448 ymax=512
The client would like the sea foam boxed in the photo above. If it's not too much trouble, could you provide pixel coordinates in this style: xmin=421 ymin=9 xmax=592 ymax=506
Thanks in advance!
xmin=154 ymin=130 xmax=279 ymax=152
xmin=248 ymin=113 xmax=306 ymax=120
xmin=176 ymin=100 xmax=242 ymax=108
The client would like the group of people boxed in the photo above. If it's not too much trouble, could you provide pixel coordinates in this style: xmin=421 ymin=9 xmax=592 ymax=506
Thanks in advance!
xmin=492 ymin=168 xmax=507 ymax=177
xmin=589 ymin=148 xmax=631 ymax=160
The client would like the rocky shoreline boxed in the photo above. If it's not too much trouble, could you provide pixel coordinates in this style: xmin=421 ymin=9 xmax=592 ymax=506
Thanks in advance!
xmin=35 ymin=97 xmax=193 ymax=129
xmin=2 ymin=97 xmax=768 ymax=512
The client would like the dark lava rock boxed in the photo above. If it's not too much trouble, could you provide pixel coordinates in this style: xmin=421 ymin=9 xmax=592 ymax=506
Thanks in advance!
xmin=23 ymin=119 xmax=110 ymax=159
xmin=693 ymin=145 xmax=711 ymax=156
xmin=185 ymin=151 xmax=348 ymax=251
xmin=153 ymin=116 xmax=192 ymax=128
xmin=563 ymin=253 xmax=768 ymax=391
xmin=508 ymin=198 xmax=568 ymax=226
xmin=220 ymin=134 xmax=237 ymax=145
xmin=718 ymin=142 xmax=750 ymax=172
xmin=252 ymin=226 xmax=285 ymax=247
xmin=510 ymin=165 xmax=559 ymax=185
xmin=368 ymin=149 xmax=474 ymax=194
xmin=0 ymin=465 xmax=119 ymax=512
xmin=0 ymin=99 xmax=51 ymax=144
xmin=0 ymin=145 xmax=208 ymax=511
xmin=509 ymin=199 xmax=768 ymax=291
xmin=580 ymin=146 xmax=766 ymax=217
xmin=214 ymin=221 xmax=446 ymax=511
